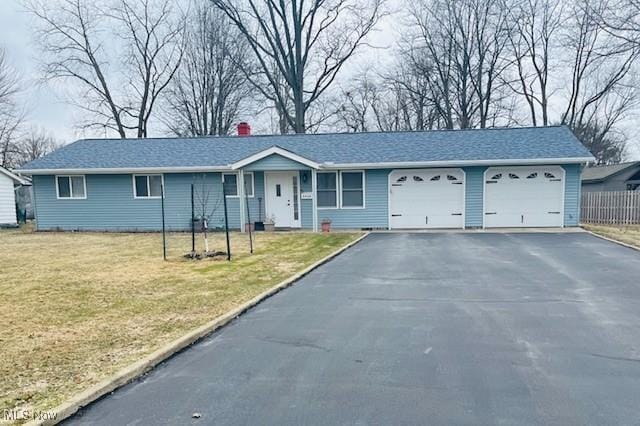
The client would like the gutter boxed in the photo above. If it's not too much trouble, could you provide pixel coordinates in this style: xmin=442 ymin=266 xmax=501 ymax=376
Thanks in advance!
xmin=18 ymin=156 xmax=596 ymax=175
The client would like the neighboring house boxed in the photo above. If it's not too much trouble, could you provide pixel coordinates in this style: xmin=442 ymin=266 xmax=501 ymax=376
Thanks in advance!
xmin=0 ymin=166 xmax=30 ymax=227
xmin=581 ymin=161 xmax=640 ymax=192
xmin=18 ymin=125 xmax=594 ymax=231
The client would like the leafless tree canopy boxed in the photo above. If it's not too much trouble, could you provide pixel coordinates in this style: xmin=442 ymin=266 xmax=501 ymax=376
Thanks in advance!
xmin=211 ymin=0 xmax=385 ymax=133
xmin=0 ymin=49 xmax=58 ymax=169
xmin=0 ymin=47 xmax=25 ymax=169
xmin=330 ymin=0 xmax=639 ymax=163
xmin=163 ymin=3 xmax=251 ymax=136
xmin=17 ymin=0 xmax=640 ymax=163
xmin=27 ymin=0 xmax=185 ymax=138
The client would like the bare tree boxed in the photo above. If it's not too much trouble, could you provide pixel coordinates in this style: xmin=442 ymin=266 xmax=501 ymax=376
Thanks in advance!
xmin=0 ymin=47 xmax=25 ymax=169
xmin=595 ymin=0 xmax=640 ymax=49
xmin=193 ymin=173 xmax=223 ymax=254
xmin=335 ymin=72 xmax=380 ymax=132
xmin=561 ymin=0 xmax=639 ymax=130
xmin=27 ymin=0 xmax=185 ymax=138
xmin=505 ymin=0 xmax=564 ymax=126
xmin=407 ymin=0 xmax=511 ymax=129
xmin=111 ymin=0 xmax=186 ymax=137
xmin=383 ymin=54 xmax=442 ymax=131
xmin=574 ymin=121 xmax=626 ymax=164
xmin=17 ymin=127 xmax=58 ymax=166
xmin=164 ymin=3 xmax=251 ymax=136
xmin=211 ymin=0 xmax=385 ymax=133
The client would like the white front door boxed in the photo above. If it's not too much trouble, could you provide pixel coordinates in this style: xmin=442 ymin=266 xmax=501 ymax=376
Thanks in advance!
xmin=389 ymin=168 xmax=465 ymax=229
xmin=265 ymin=171 xmax=301 ymax=228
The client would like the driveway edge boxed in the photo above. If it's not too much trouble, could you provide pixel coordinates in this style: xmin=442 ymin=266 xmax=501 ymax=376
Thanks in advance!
xmin=29 ymin=232 xmax=369 ymax=426
xmin=584 ymin=229 xmax=640 ymax=252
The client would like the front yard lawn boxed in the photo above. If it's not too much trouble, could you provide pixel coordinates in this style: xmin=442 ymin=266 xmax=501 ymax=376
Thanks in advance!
xmin=583 ymin=224 xmax=640 ymax=248
xmin=0 ymin=228 xmax=361 ymax=415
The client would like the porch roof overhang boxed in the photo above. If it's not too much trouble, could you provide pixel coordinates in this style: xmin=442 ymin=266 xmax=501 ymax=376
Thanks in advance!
xmin=229 ymin=146 xmax=321 ymax=170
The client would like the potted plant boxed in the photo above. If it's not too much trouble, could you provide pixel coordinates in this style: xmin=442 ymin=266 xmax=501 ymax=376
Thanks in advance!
xmin=321 ymin=218 xmax=332 ymax=232
xmin=264 ymin=214 xmax=276 ymax=232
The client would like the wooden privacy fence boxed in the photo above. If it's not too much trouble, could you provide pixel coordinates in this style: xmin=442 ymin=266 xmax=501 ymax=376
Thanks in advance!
xmin=581 ymin=191 xmax=640 ymax=225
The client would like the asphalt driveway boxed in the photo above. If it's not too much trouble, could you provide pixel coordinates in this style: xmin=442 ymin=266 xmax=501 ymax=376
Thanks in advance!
xmin=68 ymin=233 xmax=640 ymax=426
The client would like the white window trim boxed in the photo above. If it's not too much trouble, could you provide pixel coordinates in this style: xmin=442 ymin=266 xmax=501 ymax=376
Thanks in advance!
xmin=132 ymin=174 xmax=164 ymax=199
xmin=244 ymin=172 xmax=254 ymax=198
xmin=339 ymin=170 xmax=366 ymax=209
xmin=222 ymin=172 xmax=254 ymax=198
xmin=317 ymin=171 xmax=339 ymax=209
xmin=55 ymin=175 xmax=87 ymax=200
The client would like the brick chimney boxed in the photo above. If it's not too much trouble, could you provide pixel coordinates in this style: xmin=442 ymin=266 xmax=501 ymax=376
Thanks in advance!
xmin=237 ymin=122 xmax=251 ymax=136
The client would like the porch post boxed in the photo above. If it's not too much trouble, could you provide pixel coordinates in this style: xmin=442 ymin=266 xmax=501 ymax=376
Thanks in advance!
xmin=239 ymin=169 xmax=246 ymax=233
xmin=312 ymin=169 xmax=318 ymax=232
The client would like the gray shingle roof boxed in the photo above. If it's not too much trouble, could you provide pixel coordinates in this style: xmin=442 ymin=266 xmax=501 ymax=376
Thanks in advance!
xmin=19 ymin=125 xmax=593 ymax=172
xmin=581 ymin=161 xmax=640 ymax=182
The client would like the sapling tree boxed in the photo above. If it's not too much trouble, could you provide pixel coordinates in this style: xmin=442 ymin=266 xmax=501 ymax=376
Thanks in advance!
xmin=193 ymin=173 xmax=222 ymax=255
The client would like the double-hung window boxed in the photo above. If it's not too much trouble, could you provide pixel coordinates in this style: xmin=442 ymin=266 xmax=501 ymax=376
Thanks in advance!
xmin=56 ymin=175 xmax=86 ymax=199
xmin=243 ymin=172 xmax=254 ymax=197
xmin=222 ymin=173 xmax=238 ymax=196
xmin=317 ymin=172 xmax=338 ymax=208
xmin=133 ymin=175 xmax=163 ymax=198
xmin=340 ymin=171 xmax=364 ymax=208
xmin=223 ymin=172 xmax=254 ymax=197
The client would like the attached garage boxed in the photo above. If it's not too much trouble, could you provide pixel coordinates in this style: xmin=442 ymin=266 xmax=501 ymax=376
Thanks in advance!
xmin=483 ymin=166 xmax=564 ymax=228
xmin=389 ymin=168 xmax=465 ymax=229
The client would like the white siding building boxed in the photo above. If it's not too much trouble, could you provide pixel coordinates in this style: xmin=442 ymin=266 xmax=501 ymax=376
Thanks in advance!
xmin=0 ymin=166 xmax=28 ymax=227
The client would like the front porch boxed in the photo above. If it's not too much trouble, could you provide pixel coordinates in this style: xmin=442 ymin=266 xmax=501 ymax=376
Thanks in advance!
xmin=232 ymin=149 xmax=319 ymax=232
xmin=235 ymin=169 xmax=317 ymax=232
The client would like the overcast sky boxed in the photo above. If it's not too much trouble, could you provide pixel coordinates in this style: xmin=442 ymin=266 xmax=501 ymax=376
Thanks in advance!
xmin=0 ymin=1 xmax=80 ymax=142
xmin=1 ymin=0 xmax=639 ymax=159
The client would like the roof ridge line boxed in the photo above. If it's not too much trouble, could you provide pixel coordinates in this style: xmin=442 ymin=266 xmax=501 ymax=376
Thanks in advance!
xmin=68 ymin=125 xmax=569 ymax=144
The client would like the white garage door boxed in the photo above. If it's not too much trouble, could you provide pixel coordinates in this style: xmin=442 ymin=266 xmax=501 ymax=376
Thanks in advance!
xmin=484 ymin=166 xmax=564 ymax=228
xmin=389 ymin=169 xmax=465 ymax=229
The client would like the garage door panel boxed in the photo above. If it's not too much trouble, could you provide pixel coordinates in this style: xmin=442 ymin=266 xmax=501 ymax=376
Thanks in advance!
xmin=389 ymin=169 xmax=465 ymax=229
xmin=484 ymin=166 xmax=564 ymax=228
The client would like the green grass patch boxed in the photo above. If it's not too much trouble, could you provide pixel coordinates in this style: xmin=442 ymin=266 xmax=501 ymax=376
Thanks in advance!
xmin=0 ymin=228 xmax=361 ymax=415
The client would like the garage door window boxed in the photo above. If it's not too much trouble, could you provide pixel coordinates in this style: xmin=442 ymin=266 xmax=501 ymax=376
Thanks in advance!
xmin=527 ymin=172 xmax=538 ymax=179
xmin=341 ymin=171 xmax=364 ymax=208
xmin=317 ymin=172 xmax=338 ymax=208
xmin=430 ymin=175 xmax=441 ymax=181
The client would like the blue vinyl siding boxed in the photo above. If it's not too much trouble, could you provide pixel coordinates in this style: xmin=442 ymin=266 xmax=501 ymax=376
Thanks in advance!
xmin=243 ymin=154 xmax=310 ymax=171
xmin=563 ymin=163 xmax=582 ymax=226
xmin=31 ymin=163 xmax=584 ymax=232
xmin=463 ymin=166 xmax=486 ymax=228
xmin=317 ymin=169 xmax=389 ymax=229
xmin=33 ymin=173 xmax=241 ymax=231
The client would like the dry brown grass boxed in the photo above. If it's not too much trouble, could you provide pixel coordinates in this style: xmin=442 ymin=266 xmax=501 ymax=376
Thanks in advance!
xmin=583 ymin=224 xmax=640 ymax=248
xmin=0 ymin=227 xmax=360 ymax=415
